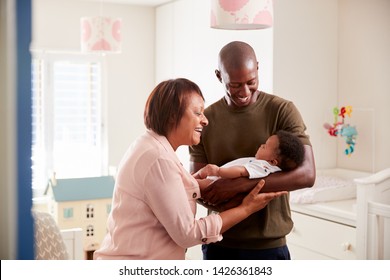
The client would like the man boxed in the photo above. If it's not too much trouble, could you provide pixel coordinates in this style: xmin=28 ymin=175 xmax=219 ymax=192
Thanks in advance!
xmin=190 ymin=41 xmax=316 ymax=260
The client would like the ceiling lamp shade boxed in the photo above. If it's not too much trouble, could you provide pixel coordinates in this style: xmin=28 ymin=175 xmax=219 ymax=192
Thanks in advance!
xmin=81 ymin=17 xmax=122 ymax=53
xmin=210 ymin=0 xmax=273 ymax=30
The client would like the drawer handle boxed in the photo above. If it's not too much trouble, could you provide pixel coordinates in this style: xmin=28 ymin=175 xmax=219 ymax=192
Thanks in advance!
xmin=341 ymin=242 xmax=352 ymax=251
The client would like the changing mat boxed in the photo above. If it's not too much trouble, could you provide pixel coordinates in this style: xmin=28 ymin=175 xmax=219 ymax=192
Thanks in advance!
xmin=289 ymin=175 xmax=356 ymax=204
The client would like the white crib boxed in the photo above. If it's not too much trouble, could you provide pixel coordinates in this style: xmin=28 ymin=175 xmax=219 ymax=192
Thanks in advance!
xmin=355 ymin=167 xmax=390 ymax=259
xmin=60 ymin=228 xmax=84 ymax=260
xmin=288 ymin=168 xmax=390 ymax=260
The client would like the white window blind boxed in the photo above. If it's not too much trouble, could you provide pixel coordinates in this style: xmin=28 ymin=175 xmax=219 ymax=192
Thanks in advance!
xmin=31 ymin=53 xmax=107 ymax=198
xmin=32 ymin=57 xmax=46 ymax=198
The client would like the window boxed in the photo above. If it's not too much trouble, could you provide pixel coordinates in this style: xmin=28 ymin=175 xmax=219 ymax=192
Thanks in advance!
xmin=106 ymin=204 xmax=112 ymax=215
xmin=86 ymin=225 xmax=94 ymax=237
xmin=63 ymin=208 xmax=74 ymax=219
xmin=86 ymin=204 xmax=94 ymax=219
xmin=32 ymin=52 xmax=107 ymax=198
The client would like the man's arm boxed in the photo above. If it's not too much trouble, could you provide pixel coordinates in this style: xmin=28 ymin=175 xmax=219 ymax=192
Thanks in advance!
xmin=192 ymin=145 xmax=316 ymax=207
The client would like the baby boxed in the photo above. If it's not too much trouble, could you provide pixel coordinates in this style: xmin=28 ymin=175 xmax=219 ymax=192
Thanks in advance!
xmin=195 ymin=130 xmax=305 ymax=189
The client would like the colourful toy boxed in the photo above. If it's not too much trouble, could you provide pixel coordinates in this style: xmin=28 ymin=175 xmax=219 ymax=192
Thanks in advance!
xmin=323 ymin=106 xmax=357 ymax=155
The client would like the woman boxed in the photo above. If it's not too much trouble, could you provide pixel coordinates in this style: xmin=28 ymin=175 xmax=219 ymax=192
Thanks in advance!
xmin=94 ymin=78 xmax=287 ymax=260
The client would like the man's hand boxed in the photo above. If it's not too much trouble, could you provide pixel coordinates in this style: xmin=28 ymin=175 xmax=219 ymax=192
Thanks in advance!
xmin=201 ymin=177 xmax=260 ymax=206
xmin=216 ymin=193 xmax=247 ymax=211
xmin=240 ymin=180 xmax=288 ymax=214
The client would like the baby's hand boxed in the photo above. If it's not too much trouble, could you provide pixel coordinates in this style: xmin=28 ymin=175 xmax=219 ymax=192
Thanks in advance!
xmin=196 ymin=164 xmax=220 ymax=179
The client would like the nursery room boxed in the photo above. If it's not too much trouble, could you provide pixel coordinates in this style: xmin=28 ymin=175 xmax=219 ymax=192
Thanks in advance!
xmin=1 ymin=0 xmax=390 ymax=261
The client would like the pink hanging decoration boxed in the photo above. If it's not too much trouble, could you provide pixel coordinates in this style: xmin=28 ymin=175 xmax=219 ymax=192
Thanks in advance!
xmin=218 ymin=0 xmax=250 ymax=12
xmin=211 ymin=0 xmax=273 ymax=30
xmin=81 ymin=17 xmax=122 ymax=53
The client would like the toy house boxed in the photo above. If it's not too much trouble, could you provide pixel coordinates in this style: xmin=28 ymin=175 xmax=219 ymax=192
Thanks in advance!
xmin=45 ymin=175 xmax=115 ymax=259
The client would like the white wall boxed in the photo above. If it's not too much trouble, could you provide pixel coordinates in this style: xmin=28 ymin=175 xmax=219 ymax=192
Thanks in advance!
xmin=274 ymin=0 xmax=390 ymax=173
xmin=273 ymin=0 xmax=339 ymax=170
xmin=33 ymin=0 xmax=156 ymax=167
xmin=337 ymin=0 xmax=390 ymax=172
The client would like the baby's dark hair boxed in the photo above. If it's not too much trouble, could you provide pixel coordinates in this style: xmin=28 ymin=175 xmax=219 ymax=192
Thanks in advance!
xmin=276 ymin=130 xmax=305 ymax=171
